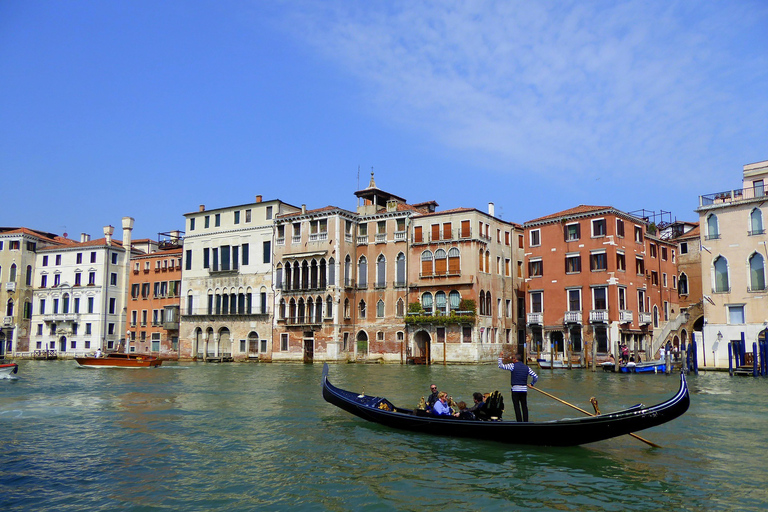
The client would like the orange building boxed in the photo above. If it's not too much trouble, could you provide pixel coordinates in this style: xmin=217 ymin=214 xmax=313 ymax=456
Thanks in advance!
xmin=127 ymin=232 xmax=183 ymax=358
xmin=524 ymin=206 xmax=681 ymax=368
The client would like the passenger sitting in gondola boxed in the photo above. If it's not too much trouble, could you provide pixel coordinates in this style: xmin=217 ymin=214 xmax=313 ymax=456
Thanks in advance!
xmin=426 ymin=384 xmax=439 ymax=411
xmin=452 ymin=401 xmax=475 ymax=420
xmin=467 ymin=392 xmax=488 ymax=420
xmin=432 ymin=392 xmax=452 ymax=417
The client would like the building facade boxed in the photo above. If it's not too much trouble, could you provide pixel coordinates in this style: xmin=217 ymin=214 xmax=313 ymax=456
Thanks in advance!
xmin=179 ymin=197 xmax=301 ymax=360
xmin=696 ymin=159 xmax=768 ymax=369
xmin=127 ymin=232 xmax=183 ymax=359
xmin=0 ymin=228 xmax=66 ymax=356
xmin=29 ymin=219 xmax=136 ymax=356
xmin=523 ymin=206 xmax=681 ymax=369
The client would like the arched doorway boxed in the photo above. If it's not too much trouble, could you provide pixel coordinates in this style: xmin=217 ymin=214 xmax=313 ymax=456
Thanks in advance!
xmin=0 ymin=331 xmax=7 ymax=357
xmin=248 ymin=331 xmax=259 ymax=358
xmin=412 ymin=330 xmax=431 ymax=365
xmin=59 ymin=336 xmax=67 ymax=352
xmin=303 ymin=331 xmax=314 ymax=363
xmin=193 ymin=327 xmax=202 ymax=359
xmin=550 ymin=331 xmax=564 ymax=355
xmin=219 ymin=327 xmax=231 ymax=357
xmin=356 ymin=330 xmax=368 ymax=360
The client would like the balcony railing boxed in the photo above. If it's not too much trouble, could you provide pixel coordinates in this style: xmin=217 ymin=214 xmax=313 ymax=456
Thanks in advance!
xmin=5 ymin=282 xmax=16 ymax=292
xmin=375 ymin=233 xmax=387 ymax=243
xmin=345 ymin=233 xmax=353 ymax=243
xmin=394 ymin=231 xmax=407 ymax=241
xmin=700 ymin=185 xmax=766 ymax=207
xmin=527 ymin=312 xmax=543 ymax=325
xmin=2 ymin=316 xmax=12 ymax=327
xmin=563 ymin=311 xmax=582 ymax=324
xmin=292 ymin=235 xmax=301 ymax=244
xmin=276 ymin=237 xmax=285 ymax=245
xmin=589 ymin=310 xmax=609 ymax=323
xmin=619 ymin=310 xmax=634 ymax=323
xmin=638 ymin=312 xmax=652 ymax=325
xmin=309 ymin=232 xmax=328 ymax=242
xmin=43 ymin=313 xmax=80 ymax=322
xmin=357 ymin=235 xmax=368 ymax=245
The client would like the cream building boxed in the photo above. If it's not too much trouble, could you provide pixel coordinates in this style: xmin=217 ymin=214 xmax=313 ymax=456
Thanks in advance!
xmin=696 ymin=159 xmax=768 ymax=369
xmin=179 ymin=196 xmax=300 ymax=360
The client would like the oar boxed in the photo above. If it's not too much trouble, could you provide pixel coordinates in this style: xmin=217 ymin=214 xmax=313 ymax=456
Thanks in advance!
xmin=528 ymin=385 xmax=662 ymax=448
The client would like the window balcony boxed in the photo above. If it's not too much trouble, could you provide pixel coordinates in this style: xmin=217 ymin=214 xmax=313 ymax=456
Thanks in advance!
xmin=345 ymin=233 xmax=353 ymax=243
xmin=638 ymin=312 xmax=652 ymax=325
xmin=309 ymin=232 xmax=328 ymax=242
xmin=276 ymin=237 xmax=285 ymax=246
xmin=43 ymin=313 xmax=80 ymax=322
xmin=291 ymin=235 xmax=301 ymax=244
xmin=2 ymin=316 xmax=12 ymax=327
xmin=589 ymin=310 xmax=609 ymax=323
xmin=619 ymin=310 xmax=634 ymax=323
xmin=563 ymin=311 xmax=582 ymax=324
xmin=5 ymin=282 xmax=16 ymax=292
xmin=394 ymin=231 xmax=407 ymax=241
xmin=527 ymin=312 xmax=543 ymax=325
xmin=357 ymin=235 xmax=368 ymax=245
xmin=375 ymin=233 xmax=387 ymax=243
xmin=700 ymin=185 xmax=765 ymax=207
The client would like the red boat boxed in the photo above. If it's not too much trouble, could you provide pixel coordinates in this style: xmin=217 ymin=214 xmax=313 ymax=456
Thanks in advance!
xmin=75 ymin=353 xmax=162 ymax=368
xmin=0 ymin=362 xmax=19 ymax=377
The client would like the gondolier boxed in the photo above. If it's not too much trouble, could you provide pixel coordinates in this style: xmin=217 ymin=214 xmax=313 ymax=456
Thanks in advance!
xmin=498 ymin=353 xmax=538 ymax=422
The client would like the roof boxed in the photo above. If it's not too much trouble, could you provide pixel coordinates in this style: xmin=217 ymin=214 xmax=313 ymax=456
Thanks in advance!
xmin=526 ymin=205 xmax=614 ymax=224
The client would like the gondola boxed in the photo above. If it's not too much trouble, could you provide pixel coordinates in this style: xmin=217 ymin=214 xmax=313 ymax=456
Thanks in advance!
xmin=321 ymin=363 xmax=690 ymax=446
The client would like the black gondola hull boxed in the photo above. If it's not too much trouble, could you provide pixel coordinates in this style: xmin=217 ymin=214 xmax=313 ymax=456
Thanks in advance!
xmin=321 ymin=364 xmax=689 ymax=446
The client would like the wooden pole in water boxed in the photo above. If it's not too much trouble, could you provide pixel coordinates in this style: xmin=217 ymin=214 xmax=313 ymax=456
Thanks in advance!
xmin=528 ymin=385 xmax=662 ymax=448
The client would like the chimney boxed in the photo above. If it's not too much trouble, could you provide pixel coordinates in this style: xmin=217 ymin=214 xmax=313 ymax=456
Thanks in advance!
xmin=104 ymin=225 xmax=114 ymax=245
xmin=122 ymin=217 xmax=135 ymax=250
xmin=301 ymin=204 xmax=307 ymax=214
xmin=80 ymin=233 xmax=88 ymax=243
xmin=488 ymin=202 xmax=495 ymax=217
xmin=256 ymin=195 xmax=262 ymax=203
xmin=199 ymin=205 xmax=205 ymax=212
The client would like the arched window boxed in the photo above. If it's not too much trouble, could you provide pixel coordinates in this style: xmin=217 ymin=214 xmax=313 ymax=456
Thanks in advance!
xmin=284 ymin=263 xmax=291 ymax=290
xmin=750 ymin=208 xmax=764 ymax=235
xmin=328 ymin=258 xmax=335 ymax=286
xmin=485 ymin=291 xmax=492 ymax=316
xmin=422 ymin=292 xmax=433 ymax=314
xmin=749 ymin=253 xmax=766 ymax=291
xmin=289 ymin=298 xmax=297 ymax=322
xmin=301 ymin=261 xmax=309 ymax=289
xmin=319 ymin=259 xmax=327 ymax=288
xmin=396 ymin=253 xmax=406 ymax=286
xmin=706 ymin=214 xmax=719 ymax=239
xmin=377 ymin=299 xmax=385 ymax=318
xmin=678 ymin=273 xmax=689 ymax=295
xmin=714 ymin=256 xmax=729 ymax=292
xmin=279 ymin=298 xmax=286 ymax=319
xmin=421 ymin=250 xmax=433 ymax=276
xmin=307 ymin=297 xmax=314 ymax=322
xmin=297 ymin=298 xmax=305 ymax=323
xmin=479 ymin=248 xmax=484 ymax=272
xmin=344 ymin=298 xmax=350 ymax=318
xmin=653 ymin=305 xmax=659 ymax=328
xmin=359 ymin=300 xmax=366 ymax=318
xmin=434 ymin=249 xmax=447 ymax=275
xmin=376 ymin=255 xmax=386 ymax=288
xmin=310 ymin=260 xmax=318 ymax=289
xmin=358 ymin=256 xmax=368 ymax=288
xmin=6 ymin=299 xmax=13 ymax=317
xmin=479 ymin=291 xmax=486 ymax=315
xmin=435 ymin=291 xmax=447 ymax=315
xmin=344 ymin=256 xmax=351 ymax=286
xmin=292 ymin=261 xmax=300 ymax=290
xmin=326 ymin=295 xmax=333 ymax=317
xmin=275 ymin=264 xmax=283 ymax=289
xmin=449 ymin=290 xmax=461 ymax=311
xmin=396 ymin=298 xmax=405 ymax=317
xmin=448 ymin=247 xmax=460 ymax=274
xmin=26 ymin=265 xmax=32 ymax=286
xmin=9 ymin=264 xmax=17 ymax=282
xmin=62 ymin=293 xmax=70 ymax=314
xmin=485 ymin=251 xmax=491 ymax=274
xmin=315 ymin=296 xmax=322 ymax=321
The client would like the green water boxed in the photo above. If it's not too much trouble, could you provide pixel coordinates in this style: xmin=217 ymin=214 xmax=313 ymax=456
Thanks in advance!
xmin=1 ymin=361 xmax=766 ymax=511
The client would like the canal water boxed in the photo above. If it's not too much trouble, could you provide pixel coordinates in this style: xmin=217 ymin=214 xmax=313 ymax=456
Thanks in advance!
xmin=1 ymin=361 xmax=766 ymax=511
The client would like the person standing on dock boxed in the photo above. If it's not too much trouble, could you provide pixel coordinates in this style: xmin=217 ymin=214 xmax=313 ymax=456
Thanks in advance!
xmin=498 ymin=353 xmax=538 ymax=422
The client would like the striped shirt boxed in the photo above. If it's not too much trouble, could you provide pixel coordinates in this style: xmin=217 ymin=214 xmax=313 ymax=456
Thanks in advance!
xmin=498 ymin=357 xmax=538 ymax=392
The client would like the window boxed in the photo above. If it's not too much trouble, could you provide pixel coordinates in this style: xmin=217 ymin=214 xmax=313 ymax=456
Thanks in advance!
xmin=461 ymin=220 xmax=470 ymax=238
xmin=422 ymin=292 xmax=433 ymax=314
xmin=110 ymin=273 xmax=117 ymax=286
xmin=111 ymin=252 xmax=118 ymax=264
xmin=663 ymin=273 xmax=668 ymax=287
xmin=376 ymin=299 xmax=385 ymax=318
xmin=749 ymin=253 xmax=766 ymax=291
xmin=661 ymin=247 xmax=668 ymax=261
xmin=650 ymin=244 xmax=657 ymax=258
xmin=618 ymin=287 xmax=627 ymax=310
xmin=421 ymin=250 xmax=433 ymax=276
xmin=242 ymin=244 xmax=249 ymax=265
xmin=189 ymin=218 xmax=195 ymax=231
xmin=414 ymin=226 xmax=423 ymax=243
xmin=263 ymin=241 xmax=271 ymax=264
xmin=56 ymin=254 xmax=62 ymax=265
xmin=528 ymin=258 xmax=543 ymax=277
xmin=565 ymin=223 xmax=580 ymax=241
xmin=434 ymin=249 xmax=447 ymax=275
xmin=750 ymin=208 xmax=764 ymax=235
xmin=358 ymin=300 xmax=366 ymax=318
xmin=396 ymin=253 xmax=406 ymax=286
xmin=266 ymin=206 xmax=273 ymax=220
xmin=565 ymin=254 xmax=581 ymax=273
xmin=109 ymin=298 xmax=116 ymax=314
xmin=706 ymin=214 xmax=719 ymax=240
xmin=185 ymin=250 xmax=192 ymax=270
xmin=376 ymin=255 xmax=386 ymax=287
xmin=90 ymin=251 xmax=97 ymax=263
xmin=638 ymin=290 xmax=646 ymax=312
xmin=205 ymin=215 xmax=210 ymax=228
xmin=357 ymin=257 xmax=367 ymax=288
xmin=435 ymin=291 xmax=447 ymax=315
xmin=281 ymin=333 xmax=289 ymax=351
xmin=616 ymin=252 xmax=626 ymax=271
xmin=590 ymin=251 xmax=607 ymax=271
xmin=215 ymin=214 xmax=221 ymax=227
xmin=593 ymin=287 xmax=607 ymax=310
xmin=40 ymin=274 xmax=47 ymax=288
xmin=530 ymin=229 xmax=541 ymax=247
xmin=714 ymin=256 xmax=729 ymax=293
xmin=616 ymin=219 xmax=625 ymax=238
xmin=396 ymin=298 xmax=404 ymax=317
xmin=88 ymin=297 xmax=94 ymax=313
xmin=449 ymin=290 xmax=461 ymax=311
xmin=728 ymin=305 xmax=745 ymax=324
xmin=651 ymin=271 xmax=659 ymax=286
xmin=42 ymin=255 xmax=48 ymax=266
xmin=634 ymin=226 xmax=643 ymax=243
xmin=591 ymin=219 xmax=606 ymax=237
xmin=75 ymin=272 xmax=82 ymax=286
xmin=54 ymin=274 xmax=61 ymax=287
xmin=234 ymin=211 xmax=240 ymax=224
xmin=85 ymin=323 xmax=92 ymax=335
xmin=636 ymin=257 xmax=645 ymax=275
xmin=568 ymin=289 xmax=581 ymax=311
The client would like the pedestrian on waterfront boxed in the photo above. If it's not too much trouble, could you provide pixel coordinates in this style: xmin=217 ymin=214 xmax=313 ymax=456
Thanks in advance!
xmin=426 ymin=384 xmax=439 ymax=409
xmin=432 ymin=392 xmax=452 ymax=417
xmin=467 ymin=392 xmax=488 ymax=420
xmin=498 ymin=353 xmax=538 ymax=422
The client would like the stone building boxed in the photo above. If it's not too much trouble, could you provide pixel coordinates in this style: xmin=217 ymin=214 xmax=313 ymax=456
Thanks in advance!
xmin=178 ymin=196 xmax=300 ymax=360
xmin=696 ymin=159 xmax=768 ymax=369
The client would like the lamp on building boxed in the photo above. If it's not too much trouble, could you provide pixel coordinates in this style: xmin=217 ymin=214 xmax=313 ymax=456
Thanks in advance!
xmin=717 ymin=331 xmax=723 ymax=341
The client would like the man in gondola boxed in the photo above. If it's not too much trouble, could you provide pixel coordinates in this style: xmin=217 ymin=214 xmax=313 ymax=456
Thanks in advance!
xmin=426 ymin=384 xmax=439 ymax=410
xmin=498 ymin=353 xmax=538 ymax=422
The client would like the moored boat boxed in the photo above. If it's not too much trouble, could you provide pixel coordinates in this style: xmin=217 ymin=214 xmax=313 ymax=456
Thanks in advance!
xmin=75 ymin=353 xmax=162 ymax=368
xmin=537 ymin=358 xmax=584 ymax=369
xmin=0 ymin=362 xmax=19 ymax=377
xmin=619 ymin=360 xmax=667 ymax=373
xmin=322 ymin=363 xmax=690 ymax=447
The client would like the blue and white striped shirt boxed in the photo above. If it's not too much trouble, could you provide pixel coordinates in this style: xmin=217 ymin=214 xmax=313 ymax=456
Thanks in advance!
xmin=498 ymin=357 xmax=538 ymax=392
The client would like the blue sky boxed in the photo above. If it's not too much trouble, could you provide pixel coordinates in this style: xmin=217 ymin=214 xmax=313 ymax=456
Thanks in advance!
xmin=1 ymin=1 xmax=767 ymax=240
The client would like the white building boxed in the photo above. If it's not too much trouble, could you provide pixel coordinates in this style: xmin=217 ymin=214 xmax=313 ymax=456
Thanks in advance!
xmin=179 ymin=196 xmax=300 ymax=360
xmin=29 ymin=219 xmax=136 ymax=356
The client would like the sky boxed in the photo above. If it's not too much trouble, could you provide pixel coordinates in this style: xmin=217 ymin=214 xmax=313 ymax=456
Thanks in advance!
xmin=1 ymin=1 xmax=767 ymax=241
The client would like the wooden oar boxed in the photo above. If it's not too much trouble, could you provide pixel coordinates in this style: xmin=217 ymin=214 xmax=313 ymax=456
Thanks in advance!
xmin=528 ymin=385 xmax=662 ymax=448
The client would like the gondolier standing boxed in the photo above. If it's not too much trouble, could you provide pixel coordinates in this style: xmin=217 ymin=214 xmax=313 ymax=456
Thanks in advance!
xmin=498 ymin=353 xmax=538 ymax=422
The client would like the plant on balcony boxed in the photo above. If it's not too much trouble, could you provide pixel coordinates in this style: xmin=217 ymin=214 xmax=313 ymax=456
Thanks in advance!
xmin=404 ymin=309 xmax=476 ymax=326
xmin=459 ymin=299 xmax=476 ymax=313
